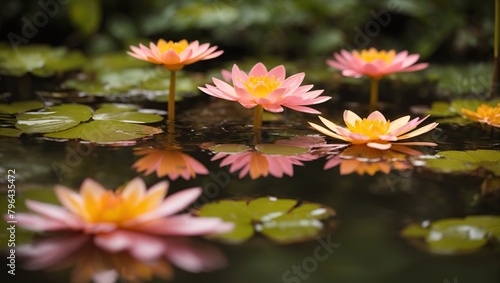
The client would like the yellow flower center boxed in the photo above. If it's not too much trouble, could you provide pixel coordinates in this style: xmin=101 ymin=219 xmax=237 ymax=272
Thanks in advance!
xmin=85 ymin=190 xmax=147 ymax=224
xmin=354 ymin=48 xmax=396 ymax=64
xmin=243 ymin=75 xmax=282 ymax=98
xmin=346 ymin=118 xmax=391 ymax=140
xmin=157 ymin=39 xmax=189 ymax=54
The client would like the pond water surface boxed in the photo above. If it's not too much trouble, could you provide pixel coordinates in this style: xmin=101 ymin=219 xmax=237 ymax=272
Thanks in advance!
xmin=2 ymin=94 xmax=500 ymax=283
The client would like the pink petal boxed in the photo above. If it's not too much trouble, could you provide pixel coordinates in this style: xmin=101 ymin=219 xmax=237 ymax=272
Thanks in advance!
xmin=308 ymin=122 xmax=349 ymax=141
xmin=268 ymin=65 xmax=286 ymax=80
xmin=139 ymin=215 xmax=234 ymax=236
xmin=15 ymin=213 xmax=72 ymax=231
xmin=94 ymin=230 xmax=166 ymax=261
xmin=161 ymin=49 xmax=181 ymax=65
xmin=163 ymin=238 xmax=228 ymax=272
xmin=367 ymin=142 xmax=392 ymax=150
xmin=367 ymin=111 xmax=387 ymax=122
xmin=249 ymin=62 xmax=268 ymax=77
xmin=343 ymin=110 xmax=362 ymax=125
xmin=25 ymin=200 xmax=82 ymax=229
xmin=396 ymin=122 xmax=439 ymax=140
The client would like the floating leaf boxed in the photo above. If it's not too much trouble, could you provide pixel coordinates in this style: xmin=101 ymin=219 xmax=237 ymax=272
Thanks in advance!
xmin=426 ymin=99 xmax=500 ymax=122
xmin=0 ymin=100 xmax=44 ymax=114
xmin=0 ymin=128 xmax=22 ymax=137
xmin=421 ymin=150 xmax=500 ymax=176
xmin=44 ymin=120 xmax=162 ymax=143
xmin=93 ymin=111 xmax=163 ymax=124
xmin=15 ymin=104 xmax=92 ymax=134
xmin=255 ymin=144 xmax=308 ymax=156
xmin=402 ymin=216 xmax=500 ymax=255
xmin=196 ymin=197 xmax=335 ymax=244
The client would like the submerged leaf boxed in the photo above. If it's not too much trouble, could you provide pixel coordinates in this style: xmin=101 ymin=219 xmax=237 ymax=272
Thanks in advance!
xmin=196 ymin=197 xmax=335 ymax=244
xmin=209 ymin=144 xmax=252 ymax=153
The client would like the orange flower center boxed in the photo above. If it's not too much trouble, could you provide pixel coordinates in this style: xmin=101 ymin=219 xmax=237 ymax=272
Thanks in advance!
xmin=85 ymin=190 xmax=146 ymax=224
xmin=462 ymin=104 xmax=500 ymax=125
xmin=354 ymin=49 xmax=396 ymax=64
xmin=157 ymin=39 xmax=189 ymax=54
xmin=243 ymin=75 xmax=282 ymax=98
xmin=346 ymin=118 xmax=391 ymax=140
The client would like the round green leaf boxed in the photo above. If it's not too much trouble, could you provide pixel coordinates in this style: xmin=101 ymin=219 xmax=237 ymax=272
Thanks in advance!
xmin=248 ymin=197 xmax=298 ymax=222
xmin=401 ymin=224 xmax=430 ymax=238
xmin=424 ymin=158 xmax=478 ymax=173
xmin=44 ymin=120 xmax=162 ymax=143
xmin=93 ymin=111 xmax=163 ymax=124
xmin=259 ymin=219 xmax=324 ymax=244
xmin=15 ymin=112 xmax=82 ymax=134
xmin=0 ymin=100 xmax=44 ymax=114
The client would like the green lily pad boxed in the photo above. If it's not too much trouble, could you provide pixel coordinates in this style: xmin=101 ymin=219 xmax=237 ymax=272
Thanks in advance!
xmin=0 ymin=128 xmax=22 ymax=137
xmin=0 ymin=45 xmax=85 ymax=77
xmin=196 ymin=197 xmax=335 ymax=244
xmin=255 ymin=144 xmax=309 ymax=156
xmin=422 ymin=150 xmax=500 ymax=176
xmin=0 ymin=100 xmax=44 ymax=114
xmin=15 ymin=104 xmax=93 ymax=134
xmin=402 ymin=216 xmax=500 ymax=255
xmin=426 ymin=99 xmax=500 ymax=121
xmin=13 ymin=103 xmax=163 ymax=142
xmin=44 ymin=120 xmax=163 ymax=143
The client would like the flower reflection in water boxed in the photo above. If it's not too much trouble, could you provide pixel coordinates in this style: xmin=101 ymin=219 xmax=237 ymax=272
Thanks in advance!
xmin=133 ymin=145 xmax=208 ymax=180
xmin=18 ymin=233 xmax=227 ymax=283
xmin=202 ymin=136 xmax=335 ymax=179
xmin=324 ymin=144 xmax=424 ymax=176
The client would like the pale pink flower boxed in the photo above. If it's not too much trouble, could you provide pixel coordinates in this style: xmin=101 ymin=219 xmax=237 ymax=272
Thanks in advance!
xmin=14 ymin=178 xmax=233 ymax=246
xmin=133 ymin=147 xmax=208 ymax=180
xmin=309 ymin=110 xmax=438 ymax=150
xmin=199 ymin=62 xmax=330 ymax=114
xmin=18 ymin=233 xmax=228 ymax=282
xmin=327 ymin=48 xmax=428 ymax=79
xmin=127 ymin=39 xmax=223 ymax=71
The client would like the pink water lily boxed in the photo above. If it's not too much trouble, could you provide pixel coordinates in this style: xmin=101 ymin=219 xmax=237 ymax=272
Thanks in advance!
xmin=128 ymin=39 xmax=223 ymax=122
xmin=199 ymin=62 xmax=330 ymax=128
xmin=327 ymin=48 xmax=428 ymax=111
xmin=14 ymin=178 xmax=233 ymax=247
xmin=309 ymin=110 xmax=438 ymax=150
xmin=327 ymin=48 xmax=428 ymax=79
xmin=127 ymin=39 xmax=223 ymax=71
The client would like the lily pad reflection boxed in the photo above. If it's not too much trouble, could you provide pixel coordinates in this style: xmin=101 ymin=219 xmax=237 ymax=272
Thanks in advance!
xmin=195 ymin=196 xmax=335 ymax=244
xmin=401 ymin=216 xmax=500 ymax=255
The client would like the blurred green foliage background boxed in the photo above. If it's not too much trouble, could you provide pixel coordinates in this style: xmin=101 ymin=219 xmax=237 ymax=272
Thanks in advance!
xmin=0 ymin=0 xmax=494 ymax=62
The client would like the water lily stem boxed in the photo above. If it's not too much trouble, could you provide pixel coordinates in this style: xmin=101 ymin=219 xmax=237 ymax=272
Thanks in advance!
xmin=253 ymin=105 xmax=264 ymax=129
xmin=492 ymin=0 xmax=500 ymax=98
xmin=168 ymin=70 xmax=176 ymax=122
xmin=369 ymin=78 xmax=379 ymax=111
